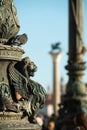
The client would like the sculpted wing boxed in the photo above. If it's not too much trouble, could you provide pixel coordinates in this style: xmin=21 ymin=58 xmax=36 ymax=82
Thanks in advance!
xmin=8 ymin=62 xmax=29 ymax=100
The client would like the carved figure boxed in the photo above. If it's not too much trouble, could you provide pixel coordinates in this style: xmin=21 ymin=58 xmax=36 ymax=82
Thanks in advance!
xmin=7 ymin=57 xmax=46 ymax=123
xmin=51 ymin=42 xmax=61 ymax=52
xmin=0 ymin=83 xmax=17 ymax=112
xmin=6 ymin=33 xmax=28 ymax=46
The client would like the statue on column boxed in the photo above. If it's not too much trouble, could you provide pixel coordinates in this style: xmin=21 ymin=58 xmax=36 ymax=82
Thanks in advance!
xmin=0 ymin=0 xmax=46 ymax=127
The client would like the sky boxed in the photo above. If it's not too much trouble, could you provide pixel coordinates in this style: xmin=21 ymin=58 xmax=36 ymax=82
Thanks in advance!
xmin=14 ymin=0 xmax=87 ymax=92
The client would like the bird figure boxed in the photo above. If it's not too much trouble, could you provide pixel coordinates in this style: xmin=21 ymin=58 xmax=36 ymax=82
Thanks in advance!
xmin=51 ymin=42 xmax=60 ymax=50
xmin=6 ymin=33 xmax=28 ymax=46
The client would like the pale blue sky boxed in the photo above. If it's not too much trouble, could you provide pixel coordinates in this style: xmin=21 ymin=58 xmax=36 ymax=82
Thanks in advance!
xmin=14 ymin=0 xmax=87 ymax=92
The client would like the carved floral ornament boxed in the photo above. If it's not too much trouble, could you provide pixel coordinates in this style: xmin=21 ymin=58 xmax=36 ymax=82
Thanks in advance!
xmin=0 ymin=0 xmax=20 ymax=41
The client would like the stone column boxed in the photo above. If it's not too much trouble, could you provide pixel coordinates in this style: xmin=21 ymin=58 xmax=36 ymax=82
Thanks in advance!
xmin=50 ymin=45 xmax=62 ymax=116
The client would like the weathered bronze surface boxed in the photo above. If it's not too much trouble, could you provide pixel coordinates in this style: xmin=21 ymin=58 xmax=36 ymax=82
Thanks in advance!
xmin=0 ymin=0 xmax=46 ymax=129
xmin=57 ymin=0 xmax=87 ymax=129
xmin=0 ymin=0 xmax=20 ymax=41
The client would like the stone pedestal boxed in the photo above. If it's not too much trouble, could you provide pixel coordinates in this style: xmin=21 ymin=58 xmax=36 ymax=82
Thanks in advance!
xmin=0 ymin=45 xmax=41 ymax=130
xmin=0 ymin=45 xmax=24 ymax=84
xmin=0 ymin=112 xmax=41 ymax=130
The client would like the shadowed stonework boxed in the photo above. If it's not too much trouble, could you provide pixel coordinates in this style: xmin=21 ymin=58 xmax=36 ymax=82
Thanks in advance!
xmin=0 ymin=0 xmax=46 ymax=129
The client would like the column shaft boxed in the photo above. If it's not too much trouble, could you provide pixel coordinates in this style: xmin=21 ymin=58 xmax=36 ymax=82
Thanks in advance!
xmin=50 ymin=52 xmax=62 ymax=115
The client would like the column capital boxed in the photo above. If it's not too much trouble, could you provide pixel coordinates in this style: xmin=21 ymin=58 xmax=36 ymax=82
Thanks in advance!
xmin=50 ymin=51 xmax=62 ymax=62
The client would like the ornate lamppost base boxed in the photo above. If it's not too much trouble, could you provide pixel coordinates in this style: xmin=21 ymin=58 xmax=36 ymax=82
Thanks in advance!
xmin=0 ymin=45 xmax=43 ymax=130
xmin=0 ymin=1 xmax=46 ymax=129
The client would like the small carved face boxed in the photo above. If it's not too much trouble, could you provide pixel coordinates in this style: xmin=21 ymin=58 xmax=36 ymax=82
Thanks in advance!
xmin=22 ymin=57 xmax=37 ymax=77
xmin=27 ymin=62 xmax=37 ymax=77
